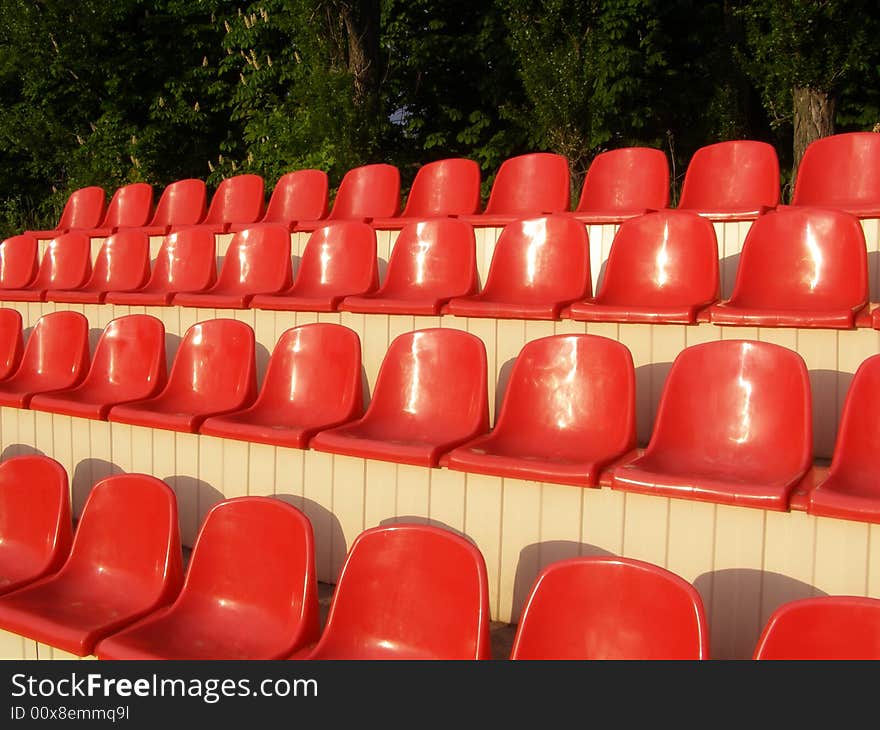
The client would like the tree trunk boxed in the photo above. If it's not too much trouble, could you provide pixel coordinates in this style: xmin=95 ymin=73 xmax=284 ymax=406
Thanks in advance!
xmin=792 ymin=86 xmax=836 ymax=182
xmin=338 ymin=0 xmax=380 ymax=110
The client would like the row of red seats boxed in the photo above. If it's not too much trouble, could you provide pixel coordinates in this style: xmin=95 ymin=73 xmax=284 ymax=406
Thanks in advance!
xmin=0 ymin=310 xmax=875 ymax=521
xmin=0 ymin=456 xmax=873 ymax=659
xmin=21 ymin=132 xmax=880 ymax=244
xmin=2 ymin=206 xmax=874 ymax=328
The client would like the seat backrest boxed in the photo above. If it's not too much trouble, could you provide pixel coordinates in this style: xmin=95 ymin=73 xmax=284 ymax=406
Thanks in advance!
xmin=316 ymin=524 xmax=491 ymax=659
xmin=202 ymin=174 xmax=265 ymax=226
xmin=290 ymin=222 xmax=377 ymax=297
xmin=595 ymin=210 xmax=719 ymax=306
xmin=328 ymin=164 xmax=400 ymax=220
xmin=401 ymin=158 xmax=481 ymax=218
xmin=99 ymin=183 xmax=154 ymax=229
xmin=0 ymin=235 xmax=38 ymax=289
xmin=214 ymin=225 xmax=291 ymax=293
xmin=87 ymin=230 xmax=151 ymax=290
xmin=150 ymin=179 xmax=207 ymax=228
xmin=0 ymin=308 xmax=22 ymax=379
xmin=147 ymin=228 xmax=217 ymax=293
xmin=792 ymin=132 xmax=880 ymax=211
xmin=726 ymin=207 xmax=867 ymax=311
xmin=264 ymin=169 xmax=329 ymax=224
xmin=754 ymin=596 xmax=880 ymax=659
xmin=483 ymin=152 xmax=570 ymax=215
xmin=678 ymin=140 xmax=780 ymax=212
xmin=576 ymin=147 xmax=670 ymax=212
xmin=31 ymin=232 xmax=91 ymax=291
xmin=510 ymin=557 xmax=709 ymax=659
xmin=16 ymin=311 xmax=90 ymax=383
xmin=56 ymin=186 xmax=106 ymax=231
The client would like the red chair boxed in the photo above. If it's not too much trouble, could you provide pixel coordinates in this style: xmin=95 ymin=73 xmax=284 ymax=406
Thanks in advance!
xmin=0 ymin=473 xmax=183 ymax=657
xmin=566 ymin=210 xmax=719 ymax=324
xmin=444 ymin=215 xmax=590 ymax=320
xmin=251 ymin=222 xmax=378 ymax=312
xmin=311 ymin=329 xmax=488 ymax=467
xmin=128 ymin=178 xmax=207 ymax=236
xmin=45 ymin=230 xmax=150 ymax=304
xmin=81 ymin=182 xmax=154 ymax=237
xmin=0 ymin=308 xmax=23 ymax=381
xmin=612 ymin=340 xmax=812 ymax=510
xmin=295 ymin=164 xmax=400 ymax=232
xmin=200 ymin=323 xmax=362 ymax=448
xmin=0 ymin=311 xmax=90 ymax=408
xmin=754 ymin=596 xmax=880 ymax=659
xmin=228 ymin=169 xmax=329 ymax=233
xmin=173 ymin=225 xmax=292 ymax=309
xmin=95 ymin=497 xmax=320 ymax=660
xmin=0 ymin=235 xmax=38 ymax=290
xmin=370 ymin=158 xmax=481 ymax=229
xmin=677 ymin=140 xmax=780 ymax=220
xmin=706 ymin=207 xmax=868 ymax=329
xmin=442 ymin=335 xmax=635 ymax=486
xmin=509 ymin=557 xmax=709 ymax=659
xmin=108 ymin=318 xmax=256 ymax=433
xmin=29 ymin=314 xmax=166 ymax=421
xmin=791 ymin=132 xmax=880 ymax=217
xmin=24 ymin=186 xmax=106 ymax=238
xmin=0 ymin=232 xmax=91 ymax=302
xmin=291 ymin=524 xmax=491 ymax=660
xmin=571 ymin=147 xmax=670 ymax=224
xmin=104 ymin=228 xmax=217 ymax=306
xmin=340 ymin=218 xmax=478 ymax=315
xmin=182 ymin=173 xmax=265 ymax=235
xmin=462 ymin=152 xmax=570 ymax=227
xmin=0 ymin=455 xmax=72 ymax=596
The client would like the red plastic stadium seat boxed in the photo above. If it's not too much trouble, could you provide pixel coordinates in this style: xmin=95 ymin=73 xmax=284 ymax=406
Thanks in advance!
xmin=45 ymin=230 xmax=150 ymax=304
xmin=251 ymin=222 xmax=378 ymax=312
xmin=444 ymin=215 xmax=590 ymax=320
xmin=612 ymin=340 xmax=812 ymax=510
xmin=200 ymin=323 xmax=363 ymax=448
xmin=370 ymin=158 xmax=481 ymax=229
xmin=0 ymin=309 xmax=22 ymax=381
xmin=566 ymin=210 xmax=719 ymax=324
xmin=173 ymin=225 xmax=292 ymax=309
xmin=82 ymin=182 xmax=154 ymax=237
xmin=677 ymin=140 xmax=780 ymax=220
xmin=295 ymin=164 xmax=400 ymax=232
xmin=104 ymin=228 xmax=217 ymax=306
xmin=311 ymin=329 xmax=488 ymax=467
xmin=29 ymin=314 xmax=166 ymax=421
xmin=182 ymin=173 xmax=265 ymax=235
xmin=0 ymin=455 xmax=72 ymax=596
xmin=292 ymin=524 xmax=491 ymax=660
xmin=0 ymin=235 xmax=38 ymax=290
xmin=754 ymin=596 xmax=880 ymax=660
xmin=128 ymin=178 xmax=207 ymax=237
xmin=706 ymin=207 xmax=868 ymax=329
xmin=108 ymin=318 xmax=256 ymax=433
xmin=0 ymin=232 xmax=91 ymax=302
xmin=791 ymin=132 xmax=880 ymax=217
xmin=442 ymin=335 xmax=635 ymax=486
xmin=228 ymin=169 xmax=329 ymax=233
xmin=340 ymin=218 xmax=478 ymax=315
xmin=95 ymin=497 xmax=320 ymax=660
xmin=462 ymin=152 xmax=570 ymax=227
xmin=24 ymin=186 xmax=106 ymax=238
xmin=0 ymin=473 xmax=183 ymax=656
xmin=808 ymin=354 xmax=880 ymax=523
xmin=570 ymin=147 xmax=670 ymax=224
xmin=509 ymin=557 xmax=709 ymax=659
xmin=0 ymin=311 xmax=89 ymax=408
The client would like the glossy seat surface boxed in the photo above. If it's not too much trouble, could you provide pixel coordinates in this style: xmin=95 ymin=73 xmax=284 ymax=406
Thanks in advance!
xmin=0 ymin=232 xmax=91 ymax=302
xmin=707 ymin=207 xmax=868 ymax=328
xmin=341 ymin=218 xmax=478 ymax=315
xmin=173 ymin=225 xmax=292 ymax=309
xmin=84 ymin=182 xmax=154 ymax=236
xmin=754 ymin=596 xmax=880 ymax=659
xmin=0 ymin=473 xmax=183 ymax=656
xmin=677 ymin=140 xmax=780 ymax=220
xmin=0 ymin=455 xmax=72 ymax=596
xmin=612 ymin=340 xmax=812 ymax=510
xmin=108 ymin=318 xmax=256 ymax=433
xmin=24 ymin=186 xmax=106 ymax=237
xmin=0 ymin=235 xmax=38 ymax=290
xmin=293 ymin=524 xmax=491 ymax=660
xmin=200 ymin=323 xmax=363 ymax=448
xmin=567 ymin=210 xmax=719 ymax=323
xmin=510 ymin=557 xmax=709 ymax=659
xmin=294 ymin=164 xmax=400 ymax=231
xmin=193 ymin=174 xmax=265 ymax=233
xmin=0 ymin=311 xmax=90 ymax=408
xmin=30 ymin=314 xmax=166 ymax=421
xmin=0 ymin=308 xmax=23 ymax=381
xmin=228 ymin=169 xmax=329 ymax=232
xmin=251 ymin=222 xmax=378 ymax=312
xmin=131 ymin=178 xmax=207 ymax=236
xmin=443 ymin=335 xmax=635 ymax=486
xmin=310 ymin=328 xmax=488 ymax=467
xmin=95 ymin=497 xmax=320 ymax=660
xmin=444 ymin=215 xmax=590 ymax=319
